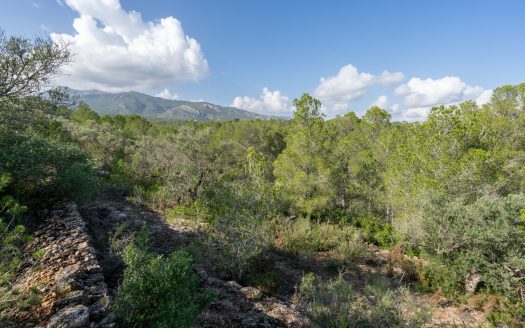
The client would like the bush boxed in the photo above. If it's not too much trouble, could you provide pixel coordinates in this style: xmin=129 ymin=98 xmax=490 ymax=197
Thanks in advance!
xmin=113 ymin=230 xmax=211 ymax=328
xmin=298 ymin=273 xmax=431 ymax=328
xmin=419 ymin=193 xmax=525 ymax=298
xmin=0 ymin=176 xmax=39 ymax=326
xmin=347 ymin=216 xmax=396 ymax=248
xmin=199 ymin=213 xmax=272 ymax=281
xmin=278 ymin=217 xmax=367 ymax=263
xmin=0 ymin=131 xmax=100 ymax=205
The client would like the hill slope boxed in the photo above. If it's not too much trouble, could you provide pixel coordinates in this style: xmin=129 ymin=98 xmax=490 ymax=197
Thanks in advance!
xmin=71 ymin=89 xmax=270 ymax=121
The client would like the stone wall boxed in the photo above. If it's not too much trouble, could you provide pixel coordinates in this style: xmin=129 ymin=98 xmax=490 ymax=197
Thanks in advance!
xmin=14 ymin=202 xmax=114 ymax=328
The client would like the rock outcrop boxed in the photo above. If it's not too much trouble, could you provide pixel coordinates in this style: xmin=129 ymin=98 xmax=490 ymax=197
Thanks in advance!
xmin=13 ymin=203 xmax=114 ymax=327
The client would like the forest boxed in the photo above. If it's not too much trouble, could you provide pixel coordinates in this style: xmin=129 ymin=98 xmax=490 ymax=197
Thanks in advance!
xmin=1 ymin=32 xmax=525 ymax=327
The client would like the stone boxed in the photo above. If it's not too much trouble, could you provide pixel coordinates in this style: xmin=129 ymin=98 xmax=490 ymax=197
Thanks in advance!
xmin=225 ymin=281 xmax=242 ymax=289
xmin=89 ymin=296 xmax=110 ymax=321
xmin=84 ymin=273 xmax=104 ymax=286
xmin=53 ymin=290 xmax=85 ymax=309
xmin=47 ymin=305 xmax=89 ymax=328
xmin=55 ymin=264 xmax=86 ymax=293
xmin=88 ymin=283 xmax=107 ymax=300
xmin=465 ymin=272 xmax=482 ymax=293
xmin=50 ymin=210 xmax=64 ymax=217
xmin=240 ymin=287 xmax=263 ymax=301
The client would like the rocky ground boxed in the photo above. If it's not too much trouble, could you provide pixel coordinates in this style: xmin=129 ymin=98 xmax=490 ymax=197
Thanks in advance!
xmin=12 ymin=203 xmax=113 ymax=327
xmin=13 ymin=198 xmax=488 ymax=327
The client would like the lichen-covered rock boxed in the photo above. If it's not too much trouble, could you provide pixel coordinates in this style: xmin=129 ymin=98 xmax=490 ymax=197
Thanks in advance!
xmin=47 ymin=305 xmax=89 ymax=328
xmin=53 ymin=291 xmax=85 ymax=310
xmin=240 ymin=286 xmax=263 ymax=301
xmin=465 ymin=272 xmax=482 ymax=293
xmin=55 ymin=264 xmax=86 ymax=293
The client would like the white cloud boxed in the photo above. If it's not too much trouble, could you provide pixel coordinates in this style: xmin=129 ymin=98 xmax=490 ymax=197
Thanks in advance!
xmin=394 ymin=76 xmax=491 ymax=121
xmin=395 ymin=76 xmax=485 ymax=108
xmin=56 ymin=0 xmax=64 ymax=7
xmin=314 ymin=64 xmax=404 ymax=113
xmin=51 ymin=0 xmax=208 ymax=92
xmin=231 ymin=87 xmax=292 ymax=115
xmin=476 ymin=89 xmax=493 ymax=106
xmin=155 ymin=88 xmax=179 ymax=100
xmin=371 ymin=95 xmax=388 ymax=109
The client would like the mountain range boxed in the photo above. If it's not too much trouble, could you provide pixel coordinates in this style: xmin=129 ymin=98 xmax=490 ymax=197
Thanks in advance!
xmin=69 ymin=89 xmax=272 ymax=121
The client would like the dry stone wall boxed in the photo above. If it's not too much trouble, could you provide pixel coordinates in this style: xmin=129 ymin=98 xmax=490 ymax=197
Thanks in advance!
xmin=14 ymin=202 xmax=114 ymax=328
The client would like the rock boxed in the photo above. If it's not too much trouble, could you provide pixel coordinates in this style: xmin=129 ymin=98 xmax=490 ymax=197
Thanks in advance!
xmin=206 ymin=277 xmax=225 ymax=287
xmin=50 ymin=210 xmax=64 ymax=217
xmin=89 ymin=296 xmax=110 ymax=321
xmin=47 ymin=305 xmax=89 ymax=328
xmin=53 ymin=290 xmax=85 ymax=309
xmin=225 ymin=281 xmax=242 ymax=289
xmin=465 ymin=272 xmax=482 ymax=293
xmin=84 ymin=273 xmax=104 ymax=285
xmin=88 ymin=283 xmax=107 ymax=299
xmin=97 ymin=312 xmax=116 ymax=327
xmin=240 ymin=287 xmax=263 ymax=301
xmin=98 ymin=170 xmax=110 ymax=178
xmin=55 ymin=264 xmax=86 ymax=294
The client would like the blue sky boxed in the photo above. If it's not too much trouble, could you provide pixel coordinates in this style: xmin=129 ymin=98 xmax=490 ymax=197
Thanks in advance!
xmin=1 ymin=0 xmax=524 ymax=120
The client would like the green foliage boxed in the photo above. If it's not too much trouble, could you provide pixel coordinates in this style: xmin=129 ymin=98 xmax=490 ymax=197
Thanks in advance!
xmin=348 ymin=216 xmax=396 ymax=248
xmin=274 ymin=93 xmax=334 ymax=217
xmin=418 ymin=194 xmax=525 ymax=297
xmin=248 ymin=270 xmax=281 ymax=295
xmin=487 ymin=296 xmax=525 ymax=327
xmin=298 ymin=273 xmax=431 ymax=328
xmin=279 ymin=217 xmax=367 ymax=263
xmin=0 ymin=175 xmax=38 ymax=326
xmin=200 ymin=212 xmax=272 ymax=280
xmin=363 ymin=106 xmax=391 ymax=125
xmin=0 ymin=30 xmax=70 ymax=101
xmin=0 ymin=131 xmax=100 ymax=205
xmin=71 ymin=103 xmax=100 ymax=123
xmin=113 ymin=230 xmax=211 ymax=327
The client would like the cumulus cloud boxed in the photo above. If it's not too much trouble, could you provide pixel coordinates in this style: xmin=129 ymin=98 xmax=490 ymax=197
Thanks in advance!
xmin=231 ymin=88 xmax=292 ymax=115
xmin=394 ymin=76 xmax=491 ymax=121
xmin=395 ymin=76 xmax=484 ymax=108
xmin=313 ymin=64 xmax=404 ymax=113
xmin=475 ymin=89 xmax=493 ymax=106
xmin=155 ymin=88 xmax=179 ymax=100
xmin=51 ymin=0 xmax=208 ymax=92
xmin=371 ymin=95 xmax=388 ymax=109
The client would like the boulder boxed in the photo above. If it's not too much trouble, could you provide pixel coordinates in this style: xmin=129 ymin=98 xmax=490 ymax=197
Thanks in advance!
xmin=465 ymin=272 xmax=482 ymax=293
xmin=47 ymin=305 xmax=89 ymax=328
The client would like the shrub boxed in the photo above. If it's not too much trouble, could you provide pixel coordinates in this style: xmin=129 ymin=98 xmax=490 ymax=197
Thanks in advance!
xmin=348 ymin=216 xmax=396 ymax=248
xmin=298 ymin=273 xmax=431 ymax=328
xmin=248 ymin=271 xmax=281 ymax=295
xmin=199 ymin=213 xmax=272 ymax=281
xmin=113 ymin=230 xmax=211 ymax=328
xmin=278 ymin=217 xmax=367 ymax=263
xmin=0 ymin=131 xmax=100 ymax=206
xmin=419 ymin=193 xmax=525 ymax=298
xmin=0 ymin=176 xmax=39 ymax=326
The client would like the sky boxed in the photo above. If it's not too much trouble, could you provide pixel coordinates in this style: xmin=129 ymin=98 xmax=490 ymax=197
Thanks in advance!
xmin=1 ymin=0 xmax=524 ymax=121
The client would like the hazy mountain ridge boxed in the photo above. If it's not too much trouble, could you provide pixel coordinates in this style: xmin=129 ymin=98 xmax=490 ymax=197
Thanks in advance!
xmin=70 ymin=89 xmax=272 ymax=121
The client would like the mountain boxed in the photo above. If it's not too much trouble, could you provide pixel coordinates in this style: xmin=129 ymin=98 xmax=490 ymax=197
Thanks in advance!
xmin=69 ymin=89 xmax=271 ymax=121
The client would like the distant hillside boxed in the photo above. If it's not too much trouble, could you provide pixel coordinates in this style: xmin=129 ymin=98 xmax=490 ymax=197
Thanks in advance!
xmin=69 ymin=89 xmax=271 ymax=121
